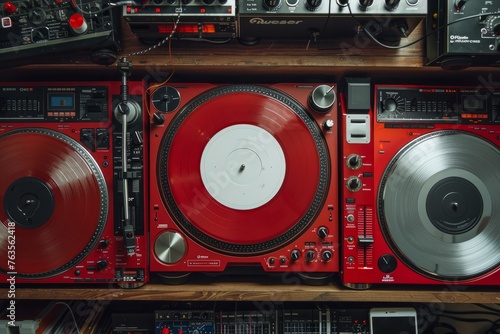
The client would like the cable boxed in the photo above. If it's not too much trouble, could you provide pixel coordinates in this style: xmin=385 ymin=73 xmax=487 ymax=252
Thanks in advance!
xmin=54 ymin=302 xmax=80 ymax=334
xmin=345 ymin=2 xmax=500 ymax=50
xmin=124 ymin=13 xmax=182 ymax=57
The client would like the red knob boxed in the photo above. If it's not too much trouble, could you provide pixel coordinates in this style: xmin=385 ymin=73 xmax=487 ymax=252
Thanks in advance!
xmin=69 ymin=13 xmax=87 ymax=34
xmin=4 ymin=2 xmax=17 ymax=14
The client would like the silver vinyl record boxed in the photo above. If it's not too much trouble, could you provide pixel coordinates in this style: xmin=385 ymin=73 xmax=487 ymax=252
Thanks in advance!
xmin=378 ymin=130 xmax=500 ymax=280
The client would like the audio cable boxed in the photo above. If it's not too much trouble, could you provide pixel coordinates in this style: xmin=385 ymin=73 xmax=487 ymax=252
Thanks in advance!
xmin=123 ymin=12 xmax=181 ymax=57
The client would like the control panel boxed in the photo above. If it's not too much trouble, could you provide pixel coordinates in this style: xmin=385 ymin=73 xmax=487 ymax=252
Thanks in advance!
xmin=0 ymin=0 xmax=120 ymax=67
xmin=0 ymin=85 xmax=108 ymax=121
xmin=377 ymin=86 xmax=500 ymax=124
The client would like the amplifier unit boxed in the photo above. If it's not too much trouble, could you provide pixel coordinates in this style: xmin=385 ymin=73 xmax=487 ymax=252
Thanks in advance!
xmin=0 ymin=0 xmax=121 ymax=67
xmin=236 ymin=0 xmax=329 ymax=43
xmin=427 ymin=0 xmax=500 ymax=69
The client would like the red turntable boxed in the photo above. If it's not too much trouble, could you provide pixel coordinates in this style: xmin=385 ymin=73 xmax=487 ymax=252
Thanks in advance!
xmin=0 ymin=81 xmax=148 ymax=286
xmin=341 ymin=83 xmax=500 ymax=288
xmin=148 ymin=83 xmax=339 ymax=283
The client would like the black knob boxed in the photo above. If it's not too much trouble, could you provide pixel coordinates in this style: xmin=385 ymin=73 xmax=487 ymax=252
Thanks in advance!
xmin=318 ymin=226 xmax=329 ymax=238
xmin=337 ymin=0 xmax=349 ymax=6
xmin=153 ymin=112 xmax=165 ymax=125
xmin=306 ymin=0 xmax=322 ymax=10
xmin=383 ymin=98 xmax=397 ymax=113
xmin=384 ymin=0 xmax=399 ymax=11
xmin=98 ymin=239 xmax=109 ymax=249
xmin=96 ymin=259 xmax=108 ymax=270
xmin=306 ymin=250 xmax=316 ymax=262
xmin=378 ymin=254 xmax=397 ymax=273
xmin=290 ymin=249 xmax=301 ymax=261
xmin=263 ymin=0 xmax=281 ymax=10
xmin=321 ymin=250 xmax=333 ymax=261
xmin=346 ymin=154 xmax=362 ymax=170
xmin=346 ymin=176 xmax=362 ymax=192
xmin=453 ymin=0 xmax=467 ymax=11
xmin=359 ymin=0 xmax=373 ymax=9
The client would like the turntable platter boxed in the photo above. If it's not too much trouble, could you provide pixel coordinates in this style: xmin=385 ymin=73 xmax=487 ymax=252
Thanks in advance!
xmin=378 ymin=130 xmax=500 ymax=280
xmin=157 ymin=85 xmax=330 ymax=255
xmin=0 ymin=128 xmax=108 ymax=278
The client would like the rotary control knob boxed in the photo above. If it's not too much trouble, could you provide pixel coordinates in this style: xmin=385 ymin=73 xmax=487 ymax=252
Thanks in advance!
xmin=317 ymin=226 xmax=329 ymax=238
xmin=96 ymin=259 xmax=108 ymax=270
xmin=382 ymin=98 xmax=398 ymax=113
xmin=321 ymin=250 xmax=333 ymax=261
xmin=453 ymin=0 xmax=467 ymax=11
xmin=154 ymin=231 xmax=187 ymax=264
xmin=384 ymin=0 xmax=399 ymax=11
xmin=359 ymin=0 xmax=373 ymax=9
xmin=98 ymin=239 xmax=110 ymax=249
xmin=337 ymin=0 xmax=349 ymax=6
xmin=485 ymin=16 xmax=500 ymax=37
xmin=378 ymin=254 xmax=398 ymax=273
xmin=263 ymin=0 xmax=281 ymax=10
xmin=305 ymin=0 xmax=322 ymax=10
xmin=323 ymin=119 xmax=334 ymax=131
xmin=309 ymin=85 xmax=336 ymax=113
xmin=290 ymin=249 xmax=301 ymax=261
xmin=28 ymin=7 xmax=46 ymax=25
xmin=346 ymin=176 xmax=362 ymax=192
xmin=346 ymin=154 xmax=362 ymax=170
xmin=306 ymin=250 xmax=316 ymax=262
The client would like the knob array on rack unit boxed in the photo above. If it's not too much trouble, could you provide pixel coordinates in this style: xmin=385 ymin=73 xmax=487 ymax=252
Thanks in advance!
xmin=427 ymin=0 xmax=500 ymax=69
xmin=123 ymin=0 xmax=427 ymax=44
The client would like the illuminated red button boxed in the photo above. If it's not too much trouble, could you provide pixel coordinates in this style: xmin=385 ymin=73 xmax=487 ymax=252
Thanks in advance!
xmin=3 ymin=2 xmax=17 ymax=14
xmin=69 ymin=13 xmax=87 ymax=34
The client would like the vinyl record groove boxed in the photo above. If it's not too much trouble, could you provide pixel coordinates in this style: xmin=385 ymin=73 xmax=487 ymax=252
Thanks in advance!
xmin=158 ymin=85 xmax=330 ymax=255
xmin=378 ymin=130 xmax=500 ymax=280
xmin=0 ymin=128 xmax=108 ymax=278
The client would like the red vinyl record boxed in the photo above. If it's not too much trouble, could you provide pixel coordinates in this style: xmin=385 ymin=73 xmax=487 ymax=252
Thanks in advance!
xmin=157 ymin=85 xmax=330 ymax=255
xmin=0 ymin=128 xmax=107 ymax=278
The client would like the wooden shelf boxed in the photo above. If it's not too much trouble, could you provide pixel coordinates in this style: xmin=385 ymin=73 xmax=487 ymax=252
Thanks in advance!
xmin=6 ymin=21 xmax=428 ymax=78
xmin=3 ymin=282 xmax=499 ymax=304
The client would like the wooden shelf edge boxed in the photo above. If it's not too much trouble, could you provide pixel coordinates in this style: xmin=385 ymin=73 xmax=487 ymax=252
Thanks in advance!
xmin=2 ymin=283 xmax=499 ymax=304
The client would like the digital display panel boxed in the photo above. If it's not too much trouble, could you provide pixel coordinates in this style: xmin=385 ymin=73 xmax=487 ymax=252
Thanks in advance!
xmin=48 ymin=93 xmax=75 ymax=111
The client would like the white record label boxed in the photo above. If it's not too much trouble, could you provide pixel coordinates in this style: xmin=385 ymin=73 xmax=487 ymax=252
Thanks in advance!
xmin=200 ymin=124 xmax=286 ymax=210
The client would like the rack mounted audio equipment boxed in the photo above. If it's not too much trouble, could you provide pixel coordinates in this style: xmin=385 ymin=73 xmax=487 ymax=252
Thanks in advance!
xmin=427 ymin=0 xmax=500 ymax=69
xmin=0 ymin=0 xmax=121 ymax=67
xmin=123 ymin=0 xmax=236 ymax=43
